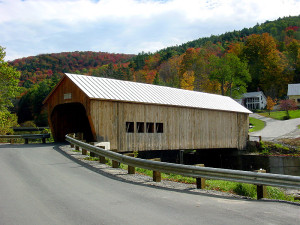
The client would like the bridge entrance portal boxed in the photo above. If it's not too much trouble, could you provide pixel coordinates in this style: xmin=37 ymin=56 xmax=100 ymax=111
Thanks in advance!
xmin=50 ymin=103 xmax=94 ymax=142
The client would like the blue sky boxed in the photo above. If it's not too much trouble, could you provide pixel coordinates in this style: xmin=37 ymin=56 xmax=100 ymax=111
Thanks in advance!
xmin=0 ymin=0 xmax=299 ymax=61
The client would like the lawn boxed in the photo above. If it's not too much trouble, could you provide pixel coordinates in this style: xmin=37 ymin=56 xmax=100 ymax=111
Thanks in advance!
xmin=249 ymin=117 xmax=265 ymax=132
xmin=259 ymin=110 xmax=300 ymax=120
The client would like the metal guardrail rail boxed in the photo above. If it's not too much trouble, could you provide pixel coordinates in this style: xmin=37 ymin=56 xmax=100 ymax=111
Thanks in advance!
xmin=65 ymin=135 xmax=300 ymax=190
xmin=0 ymin=134 xmax=50 ymax=144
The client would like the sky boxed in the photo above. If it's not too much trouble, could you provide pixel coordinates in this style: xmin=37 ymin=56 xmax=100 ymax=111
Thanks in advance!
xmin=0 ymin=0 xmax=300 ymax=61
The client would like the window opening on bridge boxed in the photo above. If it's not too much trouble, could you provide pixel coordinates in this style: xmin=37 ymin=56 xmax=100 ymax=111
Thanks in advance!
xmin=126 ymin=122 xmax=134 ymax=133
xmin=156 ymin=123 xmax=163 ymax=133
xmin=146 ymin=122 xmax=154 ymax=133
xmin=137 ymin=122 xmax=144 ymax=133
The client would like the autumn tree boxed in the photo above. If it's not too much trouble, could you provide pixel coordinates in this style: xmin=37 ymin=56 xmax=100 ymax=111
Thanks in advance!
xmin=266 ymin=96 xmax=277 ymax=115
xmin=279 ymin=99 xmax=297 ymax=119
xmin=0 ymin=46 xmax=20 ymax=134
xmin=242 ymin=33 xmax=292 ymax=97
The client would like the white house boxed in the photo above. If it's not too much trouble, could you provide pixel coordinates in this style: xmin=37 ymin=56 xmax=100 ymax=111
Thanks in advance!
xmin=287 ymin=83 xmax=300 ymax=107
xmin=242 ymin=91 xmax=267 ymax=110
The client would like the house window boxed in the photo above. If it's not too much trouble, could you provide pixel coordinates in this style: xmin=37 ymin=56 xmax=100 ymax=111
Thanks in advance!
xmin=146 ymin=123 xmax=154 ymax=133
xmin=137 ymin=122 xmax=144 ymax=133
xmin=126 ymin=122 xmax=134 ymax=133
xmin=156 ymin=123 xmax=163 ymax=133
xmin=297 ymin=99 xmax=300 ymax=103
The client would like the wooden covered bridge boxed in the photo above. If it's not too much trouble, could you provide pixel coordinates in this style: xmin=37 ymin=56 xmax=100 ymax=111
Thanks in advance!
xmin=43 ymin=73 xmax=251 ymax=152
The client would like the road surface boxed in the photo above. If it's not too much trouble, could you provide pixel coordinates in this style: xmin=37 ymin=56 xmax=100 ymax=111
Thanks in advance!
xmin=250 ymin=114 xmax=300 ymax=141
xmin=0 ymin=143 xmax=299 ymax=225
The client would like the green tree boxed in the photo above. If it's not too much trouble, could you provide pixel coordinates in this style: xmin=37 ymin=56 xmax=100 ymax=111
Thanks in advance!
xmin=0 ymin=46 xmax=20 ymax=134
xmin=209 ymin=53 xmax=251 ymax=98
xmin=0 ymin=46 xmax=20 ymax=110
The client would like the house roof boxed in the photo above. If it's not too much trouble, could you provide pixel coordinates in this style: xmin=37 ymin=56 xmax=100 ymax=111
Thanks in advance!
xmin=288 ymin=84 xmax=300 ymax=96
xmin=59 ymin=73 xmax=251 ymax=114
xmin=242 ymin=91 xmax=265 ymax=98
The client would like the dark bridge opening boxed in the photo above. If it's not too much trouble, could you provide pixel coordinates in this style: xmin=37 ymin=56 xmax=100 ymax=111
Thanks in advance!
xmin=51 ymin=103 xmax=95 ymax=142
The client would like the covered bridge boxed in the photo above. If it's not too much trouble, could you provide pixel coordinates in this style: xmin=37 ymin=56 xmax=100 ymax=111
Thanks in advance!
xmin=43 ymin=73 xmax=252 ymax=152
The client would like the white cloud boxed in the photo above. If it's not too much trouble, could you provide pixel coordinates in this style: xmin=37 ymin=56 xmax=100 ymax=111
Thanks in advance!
xmin=0 ymin=0 xmax=299 ymax=60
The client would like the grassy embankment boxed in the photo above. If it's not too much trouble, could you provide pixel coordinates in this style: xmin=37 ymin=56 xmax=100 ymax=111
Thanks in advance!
xmin=249 ymin=117 xmax=265 ymax=132
xmin=82 ymin=155 xmax=298 ymax=202
xmin=259 ymin=109 xmax=300 ymax=120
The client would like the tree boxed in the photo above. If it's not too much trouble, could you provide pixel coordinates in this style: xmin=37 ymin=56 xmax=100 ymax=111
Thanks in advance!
xmin=279 ymin=99 xmax=297 ymax=119
xmin=242 ymin=33 xmax=292 ymax=97
xmin=0 ymin=46 xmax=20 ymax=110
xmin=0 ymin=46 xmax=20 ymax=134
xmin=209 ymin=53 xmax=251 ymax=98
xmin=266 ymin=96 xmax=277 ymax=115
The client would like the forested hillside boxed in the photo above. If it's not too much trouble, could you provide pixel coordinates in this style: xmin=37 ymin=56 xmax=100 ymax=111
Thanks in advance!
xmin=9 ymin=51 xmax=135 ymax=88
xmin=10 ymin=15 xmax=300 ymax=126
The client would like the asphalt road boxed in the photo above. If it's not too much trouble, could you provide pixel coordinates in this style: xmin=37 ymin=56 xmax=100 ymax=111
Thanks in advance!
xmin=250 ymin=114 xmax=300 ymax=141
xmin=0 ymin=144 xmax=299 ymax=225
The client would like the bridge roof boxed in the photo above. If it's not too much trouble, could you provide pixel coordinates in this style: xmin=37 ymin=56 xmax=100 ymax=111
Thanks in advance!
xmin=63 ymin=73 xmax=251 ymax=114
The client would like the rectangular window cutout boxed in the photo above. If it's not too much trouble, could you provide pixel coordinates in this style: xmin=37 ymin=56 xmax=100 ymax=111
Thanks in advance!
xmin=156 ymin=123 xmax=163 ymax=133
xmin=126 ymin=122 xmax=134 ymax=133
xmin=64 ymin=93 xmax=72 ymax=100
xmin=137 ymin=122 xmax=144 ymax=133
xmin=146 ymin=122 xmax=154 ymax=133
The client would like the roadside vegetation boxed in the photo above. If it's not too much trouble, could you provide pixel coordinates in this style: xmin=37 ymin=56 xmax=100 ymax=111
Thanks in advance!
xmin=259 ymin=109 xmax=300 ymax=120
xmin=257 ymin=141 xmax=300 ymax=156
xmin=249 ymin=117 xmax=265 ymax=132
xmin=81 ymin=153 xmax=299 ymax=202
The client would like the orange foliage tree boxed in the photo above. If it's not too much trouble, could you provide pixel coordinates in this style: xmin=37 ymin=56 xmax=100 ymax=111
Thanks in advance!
xmin=266 ymin=96 xmax=277 ymax=115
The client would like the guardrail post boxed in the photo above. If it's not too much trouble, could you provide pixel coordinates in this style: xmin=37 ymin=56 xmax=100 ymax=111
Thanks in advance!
xmin=150 ymin=158 xmax=161 ymax=182
xmin=70 ymin=133 xmax=75 ymax=148
xmin=111 ymin=149 xmax=119 ymax=168
xmin=125 ymin=153 xmax=135 ymax=174
xmin=255 ymin=169 xmax=267 ymax=199
xmin=88 ymin=142 xmax=96 ymax=157
xmin=25 ymin=138 xmax=29 ymax=144
xmin=195 ymin=164 xmax=206 ymax=189
xmin=10 ymin=139 xmax=14 ymax=144
xmin=81 ymin=141 xmax=87 ymax=155
xmin=42 ymin=137 xmax=46 ymax=144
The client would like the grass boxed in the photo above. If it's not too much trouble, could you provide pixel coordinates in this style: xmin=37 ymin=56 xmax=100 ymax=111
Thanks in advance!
xmin=81 ymin=156 xmax=298 ymax=202
xmin=259 ymin=109 xmax=300 ymax=120
xmin=249 ymin=117 xmax=265 ymax=132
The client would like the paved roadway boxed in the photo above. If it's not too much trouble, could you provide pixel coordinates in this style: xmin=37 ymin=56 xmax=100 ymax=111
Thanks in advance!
xmin=0 ymin=144 xmax=299 ymax=225
xmin=250 ymin=114 xmax=300 ymax=141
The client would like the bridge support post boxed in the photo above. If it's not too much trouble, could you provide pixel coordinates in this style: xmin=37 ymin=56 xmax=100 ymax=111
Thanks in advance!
xmin=125 ymin=153 xmax=135 ymax=174
xmin=255 ymin=169 xmax=267 ymax=199
xmin=195 ymin=164 xmax=206 ymax=189
xmin=150 ymin=158 xmax=161 ymax=182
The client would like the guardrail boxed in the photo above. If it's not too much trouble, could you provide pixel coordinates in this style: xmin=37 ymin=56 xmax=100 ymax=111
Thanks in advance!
xmin=0 ymin=133 xmax=50 ymax=144
xmin=12 ymin=127 xmax=49 ymax=132
xmin=66 ymin=134 xmax=300 ymax=199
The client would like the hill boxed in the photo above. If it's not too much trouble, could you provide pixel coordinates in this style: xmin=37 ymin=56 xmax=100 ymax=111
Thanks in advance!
xmin=9 ymin=51 xmax=135 ymax=88
xmin=11 ymin=15 xmax=300 ymax=126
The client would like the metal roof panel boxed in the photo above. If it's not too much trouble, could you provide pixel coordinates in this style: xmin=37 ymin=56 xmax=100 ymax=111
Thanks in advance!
xmin=65 ymin=73 xmax=252 ymax=114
